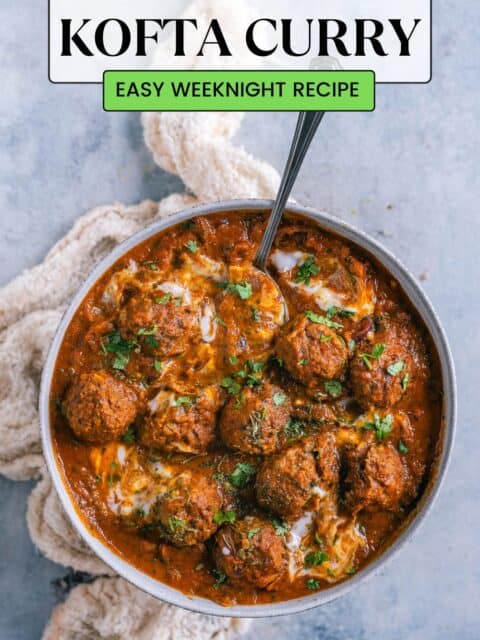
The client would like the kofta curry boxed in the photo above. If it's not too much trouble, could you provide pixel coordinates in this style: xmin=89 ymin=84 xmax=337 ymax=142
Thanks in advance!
xmin=51 ymin=211 xmax=442 ymax=606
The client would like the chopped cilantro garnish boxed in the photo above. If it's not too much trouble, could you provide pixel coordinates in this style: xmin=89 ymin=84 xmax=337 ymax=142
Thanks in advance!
xmin=211 ymin=568 xmax=228 ymax=589
xmin=327 ymin=306 xmax=356 ymax=319
xmin=103 ymin=331 xmax=138 ymax=371
xmin=220 ymin=377 xmax=242 ymax=395
xmin=138 ymin=325 xmax=158 ymax=336
xmin=387 ymin=360 xmax=405 ymax=376
xmin=229 ymin=462 xmax=256 ymax=488
xmin=296 ymin=256 xmax=320 ymax=285
xmin=122 ymin=426 xmax=136 ymax=444
xmin=247 ymin=360 xmax=264 ymax=373
xmin=153 ymin=360 xmax=163 ymax=372
xmin=167 ymin=516 xmax=186 ymax=532
xmin=273 ymin=392 xmax=287 ymax=406
xmin=271 ymin=518 xmax=290 ymax=536
xmin=401 ymin=373 xmax=410 ymax=391
xmin=174 ymin=396 xmax=195 ymax=408
xmin=155 ymin=293 xmax=172 ymax=305
xmin=284 ymin=418 xmax=306 ymax=440
xmin=214 ymin=315 xmax=227 ymax=327
xmin=306 ymin=578 xmax=320 ymax=590
xmin=250 ymin=306 xmax=260 ymax=321
xmin=217 ymin=280 xmax=253 ymax=300
xmin=324 ymin=380 xmax=343 ymax=398
xmin=144 ymin=335 xmax=159 ymax=348
xmin=229 ymin=355 xmax=239 ymax=365
xmin=213 ymin=510 xmax=236 ymax=525
xmin=398 ymin=440 xmax=409 ymax=454
xmin=320 ymin=334 xmax=332 ymax=343
xmin=247 ymin=527 xmax=261 ymax=540
xmin=305 ymin=550 xmax=329 ymax=567
xmin=359 ymin=343 xmax=386 ymax=369
xmin=185 ymin=240 xmax=198 ymax=253
xmin=363 ymin=413 xmax=394 ymax=440
xmin=346 ymin=566 xmax=357 ymax=575
xmin=142 ymin=260 xmax=158 ymax=270
xmin=304 ymin=309 xmax=343 ymax=330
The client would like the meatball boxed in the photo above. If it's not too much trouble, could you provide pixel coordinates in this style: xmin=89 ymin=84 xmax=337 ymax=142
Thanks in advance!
xmin=344 ymin=442 xmax=407 ymax=512
xmin=350 ymin=321 xmax=411 ymax=408
xmin=154 ymin=470 xmax=222 ymax=546
xmin=140 ymin=386 xmax=220 ymax=453
xmin=256 ymin=441 xmax=318 ymax=517
xmin=219 ymin=383 xmax=291 ymax=455
xmin=63 ymin=371 xmax=137 ymax=443
xmin=213 ymin=515 xmax=288 ymax=589
xmin=275 ymin=314 xmax=348 ymax=386
xmin=256 ymin=432 xmax=339 ymax=517
xmin=311 ymin=431 xmax=340 ymax=489
xmin=118 ymin=292 xmax=197 ymax=357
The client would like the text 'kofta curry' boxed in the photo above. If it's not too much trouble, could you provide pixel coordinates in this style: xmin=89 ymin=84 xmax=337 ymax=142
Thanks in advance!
xmin=51 ymin=211 xmax=442 ymax=606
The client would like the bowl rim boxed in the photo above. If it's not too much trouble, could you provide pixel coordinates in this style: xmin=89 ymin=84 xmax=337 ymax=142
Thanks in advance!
xmin=39 ymin=198 xmax=456 ymax=618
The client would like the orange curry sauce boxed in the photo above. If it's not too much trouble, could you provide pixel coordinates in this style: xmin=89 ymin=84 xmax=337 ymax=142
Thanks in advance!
xmin=51 ymin=211 xmax=443 ymax=606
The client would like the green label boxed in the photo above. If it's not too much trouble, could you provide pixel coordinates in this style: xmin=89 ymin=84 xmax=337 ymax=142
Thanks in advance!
xmin=103 ymin=70 xmax=375 ymax=112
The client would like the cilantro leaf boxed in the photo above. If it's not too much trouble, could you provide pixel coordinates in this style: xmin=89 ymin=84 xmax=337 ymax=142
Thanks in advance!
xmin=211 ymin=568 xmax=228 ymax=589
xmin=306 ymin=578 xmax=320 ymax=590
xmin=273 ymin=392 xmax=287 ymax=406
xmin=327 ymin=306 xmax=356 ymax=319
xmin=220 ymin=377 xmax=242 ymax=395
xmin=217 ymin=280 xmax=253 ymax=300
xmin=296 ymin=256 xmax=320 ymax=285
xmin=103 ymin=331 xmax=138 ymax=371
xmin=284 ymin=418 xmax=306 ymax=440
xmin=304 ymin=310 xmax=343 ymax=330
xmin=185 ymin=240 xmax=198 ymax=253
xmin=174 ymin=396 xmax=195 ymax=408
xmin=122 ymin=426 xmax=136 ymax=444
xmin=167 ymin=516 xmax=186 ymax=532
xmin=359 ymin=343 xmax=386 ymax=369
xmin=363 ymin=414 xmax=394 ymax=440
xmin=138 ymin=325 xmax=158 ymax=336
xmin=387 ymin=360 xmax=405 ymax=376
xmin=324 ymin=380 xmax=343 ymax=398
xmin=271 ymin=518 xmax=290 ymax=536
xmin=229 ymin=462 xmax=256 ymax=488
xmin=398 ymin=440 xmax=409 ymax=454
xmin=305 ymin=550 xmax=329 ymax=567
xmin=213 ymin=510 xmax=236 ymax=525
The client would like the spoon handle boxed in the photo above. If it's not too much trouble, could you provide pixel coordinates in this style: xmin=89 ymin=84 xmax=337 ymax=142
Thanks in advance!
xmin=254 ymin=111 xmax=325 ymax=271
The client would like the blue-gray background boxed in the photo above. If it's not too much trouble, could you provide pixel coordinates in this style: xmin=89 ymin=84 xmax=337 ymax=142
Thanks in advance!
xmin=1 ymin=2 xmax=478 ymax=638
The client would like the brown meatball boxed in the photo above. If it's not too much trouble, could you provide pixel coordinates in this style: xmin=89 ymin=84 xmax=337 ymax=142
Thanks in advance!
xmin=256 ymin=432 xmax=339 ymax=517
xmin=219 ymin=383 xmax=291 ymax=455
xmin=140 ymin=387 xmax=220 ymax=453
xmin=213 ymin=515 xmax=288 ymax=589
xmin=275 ymin=314 xmax=348 ymax=386
xmin=256 ymin=441 xmax=318 ymax=517
xmin=350 ymin=319 xmax=411 ymax=408
xmin=118 ymin=293 xmax=197 ymax=357
xmin=311 ymin=431 xmax=340 ymax=489
xmin=63 ymin=371 xmax=137 ymax=443
xmin=344 ymin=442 xmax=407 ymax=512
xmin=154 ymin=471 xmax=222 ymax=547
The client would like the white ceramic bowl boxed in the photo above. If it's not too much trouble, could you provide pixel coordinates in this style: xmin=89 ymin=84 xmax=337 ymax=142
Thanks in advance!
xmin=40 ymin=199 xmax=456 ymax=618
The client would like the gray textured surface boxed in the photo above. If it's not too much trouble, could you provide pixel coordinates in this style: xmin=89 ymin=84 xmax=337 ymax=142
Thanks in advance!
xmin=0 ymin=1 xmax=478 ymax=638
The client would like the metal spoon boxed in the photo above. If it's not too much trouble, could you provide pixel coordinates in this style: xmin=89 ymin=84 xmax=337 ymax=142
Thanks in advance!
xmin=253 ymin=110 xmax=325 ymax=273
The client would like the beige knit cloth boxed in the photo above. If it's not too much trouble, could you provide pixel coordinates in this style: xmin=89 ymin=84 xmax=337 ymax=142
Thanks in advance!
xmin=0 ymin=1 xmax=283 ymax=637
